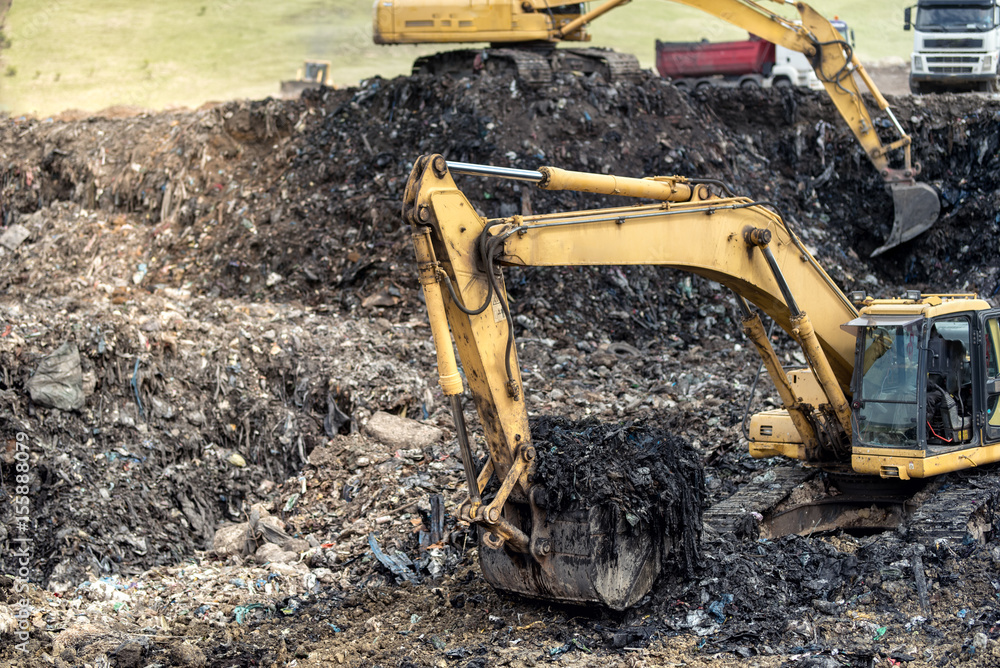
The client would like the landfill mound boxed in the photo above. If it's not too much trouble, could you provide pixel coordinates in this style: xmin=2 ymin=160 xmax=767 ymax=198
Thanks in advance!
xmin=1 ymin=69 xmax=1000 ymax=667
xmin=2 ymin=74 xmax=999 ymax=309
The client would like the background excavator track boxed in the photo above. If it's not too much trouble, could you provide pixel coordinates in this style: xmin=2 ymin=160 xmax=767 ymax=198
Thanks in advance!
xmin=411 ymin=46 xmax=643 ymax=83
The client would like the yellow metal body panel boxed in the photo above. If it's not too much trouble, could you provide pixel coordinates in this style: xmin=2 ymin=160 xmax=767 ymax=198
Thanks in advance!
xmin=860 ymin=298 xmax=991 ymax=319
xmin=373 ymin=0 xmax=588 ymax=44
xmin=749 ymin=409 xmax=807 ymax=461
xmin=787 ymin=369 xmax=827 ymax=407
xmin=853 ymin=443 xmax=1000 ymax=480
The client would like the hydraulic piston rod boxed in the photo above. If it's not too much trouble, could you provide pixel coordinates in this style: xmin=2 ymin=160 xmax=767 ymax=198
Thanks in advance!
xmin=447 ymin=162 xmax=544 ymax=182
xmin=446 ymin=160 xmax=696 ymax=202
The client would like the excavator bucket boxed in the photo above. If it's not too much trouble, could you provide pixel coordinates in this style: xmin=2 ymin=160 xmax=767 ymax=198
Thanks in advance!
xmin=871 ymin=183 xmax=941 ymax=257
xmin=477 ymin=503 xmax=664 ymax=611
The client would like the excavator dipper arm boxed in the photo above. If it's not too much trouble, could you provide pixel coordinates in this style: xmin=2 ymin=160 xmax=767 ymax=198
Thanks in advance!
xmin=669 ymin=0 xmax=940 ymax=254
xmin=405 ymin=154 xmax=859 ymax=608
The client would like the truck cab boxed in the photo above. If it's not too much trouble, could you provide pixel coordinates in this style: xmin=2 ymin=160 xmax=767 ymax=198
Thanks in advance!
xmin=905 ymin=0 xmax=1000 ymax=93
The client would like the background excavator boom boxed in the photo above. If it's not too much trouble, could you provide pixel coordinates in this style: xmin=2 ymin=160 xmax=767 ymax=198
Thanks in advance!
xmin=668 ymin=1 xmax=940 ymax=255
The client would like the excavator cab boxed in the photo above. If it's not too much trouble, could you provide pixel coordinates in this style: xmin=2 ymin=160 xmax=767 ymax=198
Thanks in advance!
xmin=851 ymin=301 xmax=1000 ymax=479
xmin=852 ymin=315 xmax=975 ymax=450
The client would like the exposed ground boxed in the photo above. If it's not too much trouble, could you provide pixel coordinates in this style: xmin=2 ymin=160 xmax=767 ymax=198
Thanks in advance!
xmin=1 ymin=68 xmax=1000 ymax=668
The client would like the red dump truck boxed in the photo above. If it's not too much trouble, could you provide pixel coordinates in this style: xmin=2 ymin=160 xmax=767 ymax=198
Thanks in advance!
xmin=656 ymin=34 xmax=822 ymax=90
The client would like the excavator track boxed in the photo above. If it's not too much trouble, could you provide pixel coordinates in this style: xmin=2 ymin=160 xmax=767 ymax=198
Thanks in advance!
xmin=704 ymin=466 xmax=818 ymax=537
xmin=556 ymin=48 xmax=645 ymax=82
xmin=411 ymin=46 xmax=642 ymax=84
xmin=904 ymin=470 xmax=1000 ymax=546
xmin=705 ymin=465 xmax=1000 ymax=545
xmin=485 ymin=48 xmax=555 ymax=84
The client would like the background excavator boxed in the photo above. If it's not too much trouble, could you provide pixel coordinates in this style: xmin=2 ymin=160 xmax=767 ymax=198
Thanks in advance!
xmin=376 ymin=0 xmax=940 ymax=255
xmin=404 ymin=154 xmax=1000 ymax=610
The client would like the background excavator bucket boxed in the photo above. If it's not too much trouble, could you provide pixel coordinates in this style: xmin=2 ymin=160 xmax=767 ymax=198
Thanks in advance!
xmin=872 ymin=182 xmax=941 ymax=257
xmin=478 ymin=503 xmax=664 ymax=611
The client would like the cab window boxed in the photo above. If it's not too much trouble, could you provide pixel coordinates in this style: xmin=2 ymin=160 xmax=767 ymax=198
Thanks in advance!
xmin=924 ymin=317 xmax=972 ymax=446
xmin=986 ymin=316 xmax=1000 ymax=440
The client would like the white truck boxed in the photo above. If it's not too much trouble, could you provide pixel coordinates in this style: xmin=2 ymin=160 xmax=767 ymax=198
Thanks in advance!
xmin=905 ymin=0 xmax=1000 ymax=93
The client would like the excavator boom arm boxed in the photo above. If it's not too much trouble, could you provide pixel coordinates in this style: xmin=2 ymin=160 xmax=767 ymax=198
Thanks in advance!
xmin=494 ymin=194 xmax=858 ymax=384
xmin=405 ymin=154 xmax=864 ymax=607
xmin=406 ymin=154 xmax=858 ymax=489
xmin=671 ymin=1 xmax=905 ymax=176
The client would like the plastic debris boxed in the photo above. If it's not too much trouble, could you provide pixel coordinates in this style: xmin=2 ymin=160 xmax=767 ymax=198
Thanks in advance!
xmin=368 ymin=533 xmax=421 ymax=584
xmin=25 ymin=341 xmax=86 ymax=410
xmin=234 ymin=603 xmax=266 ymax=624
xmin=707 ymin=593 xmax=734 ymax=624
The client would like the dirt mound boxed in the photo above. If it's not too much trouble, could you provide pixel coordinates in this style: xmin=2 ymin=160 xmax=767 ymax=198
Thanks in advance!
xmin=2 ymin=69 xmax=1000 ymax=667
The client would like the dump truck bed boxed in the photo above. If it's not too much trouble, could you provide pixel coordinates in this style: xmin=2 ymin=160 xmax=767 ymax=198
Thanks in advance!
xmin=655 ymin=36 xmax=775 ymax=78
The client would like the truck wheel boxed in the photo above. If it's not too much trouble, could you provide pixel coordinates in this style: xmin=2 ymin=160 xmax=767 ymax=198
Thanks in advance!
xmin=909 ymin=80 xmax=927 ymax=95
xmin=740 ymin=78 xmax=761 ymax=90
xmin=984 ymin=77 xmax=999 ymax=93
xmin=773 ymin=77 xmax=792 ymax=89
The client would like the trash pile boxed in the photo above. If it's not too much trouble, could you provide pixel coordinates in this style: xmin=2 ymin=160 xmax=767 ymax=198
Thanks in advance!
xmin=1 ymin=68 xmax=1000 ymax=666
xmin=531 ymin=416 xmax=704 ymax=574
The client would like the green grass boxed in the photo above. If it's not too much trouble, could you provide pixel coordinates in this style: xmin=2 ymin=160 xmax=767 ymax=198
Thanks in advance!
xmin=0 ymin=0 xmax=913 ymax=117
xmin=591 ymin=0 xmax=914 ymax=64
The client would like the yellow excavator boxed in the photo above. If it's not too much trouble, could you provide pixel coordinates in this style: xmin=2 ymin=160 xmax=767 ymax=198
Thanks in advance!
xmin=378 ymin=0 xmax=938 ymax=258
xmin=405 ymin=154 xmax=1000 ymax=609
xmin=374 ymin=0 xmax=641 ymax=81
